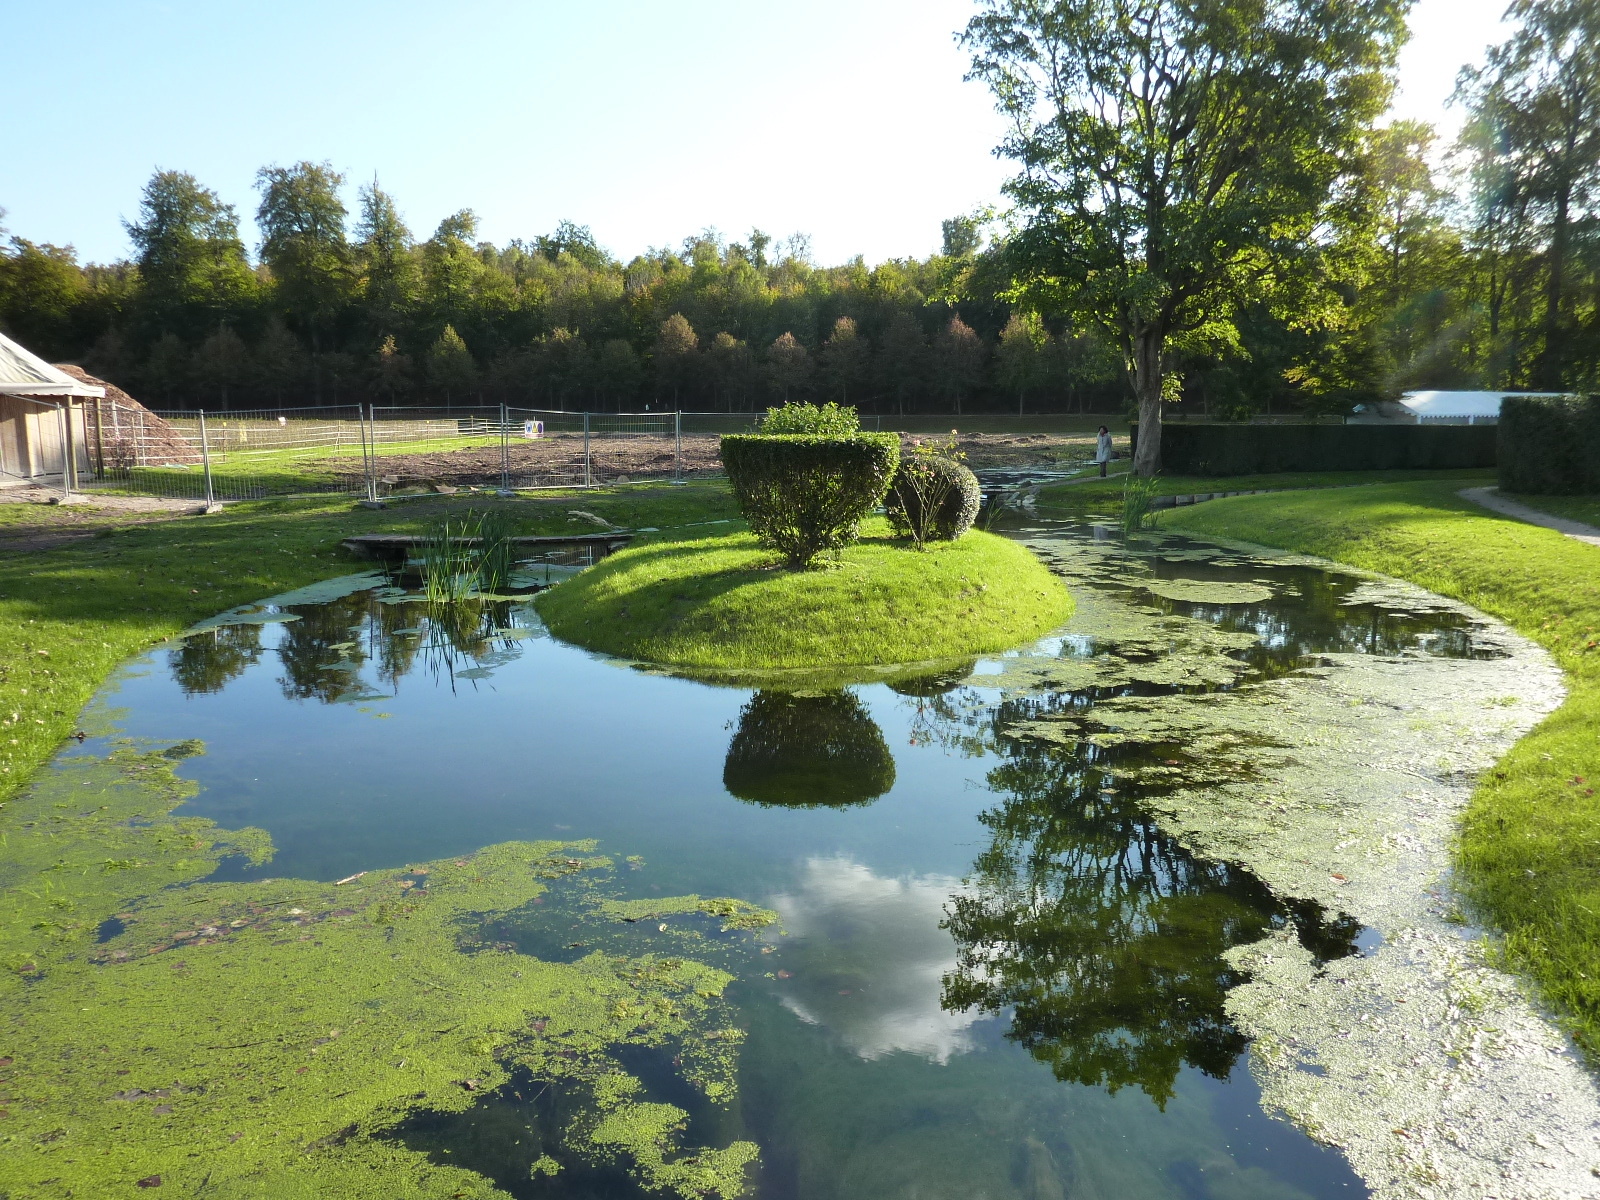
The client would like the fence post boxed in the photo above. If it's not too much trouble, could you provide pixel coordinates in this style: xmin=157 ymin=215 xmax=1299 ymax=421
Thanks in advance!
xmin=56 ymin=403 xmax=72 ymax=500
xmin=674 ymin=410 xmax=682 ymax=483
xmin=500 ymin=402 xmax=510 ymax=492
xmin=198 ymin=409 xmax=215 ymax=510
xmin=583 ymin=411 xmax=592 ymax=489
xmin=361 ymin=404 xmax=378 ymax=503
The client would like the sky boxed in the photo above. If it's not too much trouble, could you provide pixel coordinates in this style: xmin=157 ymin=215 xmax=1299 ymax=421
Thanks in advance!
xmin=1 ymin=0 xmax=1514 ymax=269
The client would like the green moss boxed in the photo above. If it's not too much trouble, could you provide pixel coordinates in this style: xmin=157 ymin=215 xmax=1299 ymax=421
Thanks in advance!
xmin=534 ymin=519 xmax=1073 ymax=671
xmin=0 ymin=741 xmax=764 ymax=1198
xmin=1162 ymin=482 xmax=1600 ymax=1058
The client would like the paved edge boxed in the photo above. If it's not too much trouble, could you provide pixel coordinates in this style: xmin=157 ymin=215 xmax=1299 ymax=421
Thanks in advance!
xmin=1459 ymin=485 xmax=1600 ymax=547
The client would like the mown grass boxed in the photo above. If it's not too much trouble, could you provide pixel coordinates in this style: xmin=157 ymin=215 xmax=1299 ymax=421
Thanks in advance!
xmin=1162 ymin=482 xmax=1600 ymax=1057
xmin=1034 ymin=467 xmax=1496 ymax=516
xmin=0 ymin=483 xmax=738 ymax=800
xmin=1501 ymin=492 xmax=1600 ymax=530
xmin=535 ymin=518 xmax=1074 ymax=671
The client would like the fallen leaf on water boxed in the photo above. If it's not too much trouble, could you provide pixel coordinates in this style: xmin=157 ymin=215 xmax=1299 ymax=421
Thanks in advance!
xmin=1331 ymin=874 xmax=1348 ymax=882
xmin=776 ymin=970 xmax=792 ymax=979
xmin=657 ymin=923 xmax=668 ymax=932
xmin=460 ymin=1079 xmax=480 ymax=1091
xmin=334 ymin=872 xmax=366 ymax=886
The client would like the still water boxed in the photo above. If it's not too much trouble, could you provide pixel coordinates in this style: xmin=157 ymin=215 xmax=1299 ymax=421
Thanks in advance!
xmin=67 ymin=518 xmax=1498 ymax=1198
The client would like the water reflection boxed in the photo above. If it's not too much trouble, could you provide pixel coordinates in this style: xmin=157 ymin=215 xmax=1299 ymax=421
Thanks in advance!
xmin=168 ymin=623 xmax=263 ymax=695
xmin=940 ymin=738 xmax=1294 ymax=1108
xmin=723 ymin=691 xmax=895 ymax=808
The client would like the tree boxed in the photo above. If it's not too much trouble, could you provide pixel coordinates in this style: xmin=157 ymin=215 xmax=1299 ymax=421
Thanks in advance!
xmin=877 ymin=311 xmax=927 ymax=415
xmin=965 ymin=0 xmax=1407 ymax=473
xmin=192 ymin=327 xmax=250 ymax=409
xmin=421 ymin=211 xmax=485 ymax=331
xmin=253 ymin=317 xmax=308 ymax=405
xmin=428 ymin=324 xmax=478 ymax=404
xmin=593 ymin=338 xmax=643 ymax=408
xmin=0 ymin=239 xmax=89 ymax=359
xmin=996 ymin=313 xmax=1051 ymax=415
xmin=1460 ymin=0 xmax=1600 ymax=389
xmin=652 ymin=313 xmax=698 ymax=407
xmin=368 ymin=335 xmax=414 ymax=405
xmin=932 ymin=316 xmax=987 ymax=416
xmin=256 ymin=162 xmax=351 ymax=400
xmin=819 ymin=316 xmax=872 ymax=407
xmin=707 ymin=331 xmax=758 ymax=411
xmin=354 ymin=181 xmax=418 ymax=337
xmin=764 ymin=331 xmax=812 ymax=403
xmin=124 ymin=170 xmax=254 ymax=336
xmin=142 ymin=332 xmax=190 ymax=403
xmin=941 ymin=214 xmax=982 ymax=258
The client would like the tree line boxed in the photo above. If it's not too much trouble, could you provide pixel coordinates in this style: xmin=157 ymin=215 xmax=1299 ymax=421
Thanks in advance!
xmin=0 ymin=0 xmax=1595 ymax=420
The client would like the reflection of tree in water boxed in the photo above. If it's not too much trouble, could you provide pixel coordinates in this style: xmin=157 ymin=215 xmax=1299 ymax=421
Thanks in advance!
xmin=276 ymin=594 xmax=373 ymax=703
xmin=942 ymin=738 xmax=1310 ymax=1108
xmin=168 ymin=623 xmax=264 ymax=695
xmin=723 ymin=691 xmax=895 ymax=808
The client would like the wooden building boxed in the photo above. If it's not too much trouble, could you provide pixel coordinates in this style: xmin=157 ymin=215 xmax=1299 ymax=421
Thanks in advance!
xmin=0 ymin=331 xmax=102 ymax=487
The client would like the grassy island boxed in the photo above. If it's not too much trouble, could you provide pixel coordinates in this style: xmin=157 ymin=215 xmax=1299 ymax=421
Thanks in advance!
xmin=534 ymin=519 xmax=1074 ymax=671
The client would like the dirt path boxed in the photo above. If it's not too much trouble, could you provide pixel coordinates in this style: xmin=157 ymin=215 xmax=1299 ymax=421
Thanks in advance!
xmin=0 ymin=487 xmax=211 ymax=552
xmin=1459 ymin=486 xmax=1600 ymax=547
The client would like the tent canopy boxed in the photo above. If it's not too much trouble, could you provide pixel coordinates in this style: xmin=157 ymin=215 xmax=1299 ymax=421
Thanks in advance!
xmin=1400 ymin=390 xmax=1562 ymax=418
xmin=0 ymin=330 xmax=105 ymax=398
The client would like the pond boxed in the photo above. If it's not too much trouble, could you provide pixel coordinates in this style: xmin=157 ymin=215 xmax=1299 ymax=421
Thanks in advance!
xmin=2 ymin=516 xmax=1537 ymax=1198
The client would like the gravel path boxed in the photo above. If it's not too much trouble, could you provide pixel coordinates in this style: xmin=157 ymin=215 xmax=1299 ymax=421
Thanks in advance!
xmin=1460 ymin=486 xmax=1600 ymax=547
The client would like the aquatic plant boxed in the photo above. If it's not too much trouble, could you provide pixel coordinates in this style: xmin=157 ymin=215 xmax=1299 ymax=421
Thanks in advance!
xmin=418 ymin=509 xmax=521 ymax=602
xmin=1121 ymin=472 xmax=1161 ymax=534
xmin=0 ymin=740 xmax=773 ymax=1198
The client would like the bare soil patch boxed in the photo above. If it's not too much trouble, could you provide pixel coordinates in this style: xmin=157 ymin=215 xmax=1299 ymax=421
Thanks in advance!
xmin=0 ymin=487 xmax=208 ymax=552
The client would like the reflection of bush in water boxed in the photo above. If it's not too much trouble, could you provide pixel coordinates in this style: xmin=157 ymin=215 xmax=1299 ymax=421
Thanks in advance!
xmin=723 ymin=691 xmax=896 ymax=807
xmin=169 ymin=623 xmax=263 ymax=695
xmin=885 ymin=663 xmax=975 ymax=698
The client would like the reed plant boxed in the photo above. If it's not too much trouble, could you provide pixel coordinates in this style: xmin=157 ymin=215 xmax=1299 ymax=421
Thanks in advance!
xmin=1121 ymin=473 xmax=1160 ymax=535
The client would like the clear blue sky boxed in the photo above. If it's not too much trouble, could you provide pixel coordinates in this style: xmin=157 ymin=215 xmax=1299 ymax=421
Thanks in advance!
xmin=1 ymin=0 xmax=1511 ymax=268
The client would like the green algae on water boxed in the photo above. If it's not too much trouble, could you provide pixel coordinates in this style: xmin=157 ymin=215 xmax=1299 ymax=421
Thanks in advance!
xmin=0 ymin=743 xmax=769 ymax=1199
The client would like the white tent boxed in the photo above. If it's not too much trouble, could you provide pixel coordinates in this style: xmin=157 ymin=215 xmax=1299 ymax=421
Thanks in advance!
xmin=1399 ymin=390 xmax=1561 ymax=421
xmin=0 ymin=329 xmax=104 ymax=490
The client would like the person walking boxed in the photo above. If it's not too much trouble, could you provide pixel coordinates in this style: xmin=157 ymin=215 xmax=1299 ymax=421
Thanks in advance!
xmin=1094 ymin=425 xmax=1114 ymax=477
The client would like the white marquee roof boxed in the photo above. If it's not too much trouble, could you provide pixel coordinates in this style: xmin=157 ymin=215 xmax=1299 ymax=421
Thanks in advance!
xmin=1401 ymin=390 xmax=1561 ymax=418
xmin=0 ymin=330 xmax=104 ymax=398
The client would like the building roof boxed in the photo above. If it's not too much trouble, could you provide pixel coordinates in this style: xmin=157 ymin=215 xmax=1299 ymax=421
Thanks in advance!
xmin=1400 ymin=390 xmax=1561 ymax=418
xmin=0 ymin=330 xmax=105 ymax=398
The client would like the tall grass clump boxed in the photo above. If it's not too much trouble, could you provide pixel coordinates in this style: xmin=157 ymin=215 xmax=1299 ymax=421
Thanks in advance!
xmin=419 ymin=509 xmax=520 ymax=602
xmin=1121 ymin=473 xmax=1160 ymax=534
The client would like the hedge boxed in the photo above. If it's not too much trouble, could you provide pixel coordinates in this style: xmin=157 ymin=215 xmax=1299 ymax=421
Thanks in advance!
xmin=1499 ymin=395 xmax=1600 ymax=495
xmin=1130 ymin=422 xmax=1499 ymax=475
xmin=720 ymin=432 xmax=900 ymax=567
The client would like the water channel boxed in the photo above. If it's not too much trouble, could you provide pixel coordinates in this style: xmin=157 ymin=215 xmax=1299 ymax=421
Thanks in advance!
xmin=8 ymin=515 xmax=1531 ymax=1198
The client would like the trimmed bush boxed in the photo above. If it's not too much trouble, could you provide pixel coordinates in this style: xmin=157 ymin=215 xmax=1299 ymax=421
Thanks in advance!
xmin=886 ymin=456 xmax=982 ymax=544
xmin=1500 ymin=395 xmax=1600 ymax=495
xmin=720 ymin=432 xmax=900 ymax=567
xmin=757 ymin=401 xmax=861 ymax=436
xmin=1131 ymin=422 xmax=1498 ymax=475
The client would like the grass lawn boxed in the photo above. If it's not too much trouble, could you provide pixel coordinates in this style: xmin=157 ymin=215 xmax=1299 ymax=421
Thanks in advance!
xmin=1033 ymin=467 xmax=1497 ymax=517
xmin=1161 ymin=482 xmax=1600 ymax=1057
xmin=535 ymin=518 xmax=1074 ymax=671
xmin=1501 ymin=492 xmax=1600 ymax=530
xmin=0 ymin=483 xmax=738 ymax=799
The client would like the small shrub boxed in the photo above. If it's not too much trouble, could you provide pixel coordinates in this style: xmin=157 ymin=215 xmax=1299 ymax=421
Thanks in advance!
xmin=720 ymin=432 xmax=900 ymax=568
xmin=757 ymin=401 xmax=861 ymax=436
xmin=886 ymin=453 xmax=981 ymax=546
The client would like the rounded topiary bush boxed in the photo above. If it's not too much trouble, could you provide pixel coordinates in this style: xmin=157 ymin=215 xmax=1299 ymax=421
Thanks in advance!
xmin=720 ymin=432 xmax=900 ymax=567
xmin=885 ymin=455 xmax=982 ymax=544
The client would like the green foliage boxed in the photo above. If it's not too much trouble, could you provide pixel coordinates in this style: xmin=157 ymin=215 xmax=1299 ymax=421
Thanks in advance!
xmin=1163 ymin=481 xmax=1600 ymax=1060
xmin=1499 ymin=395 xmax=1600 ymax=494
xmin=965 ymin=0 xmax=1409 ymax=469
xmin=756 ymin=401 xmax=861 ymax=436
xmin=1132 ymin=422 xmax=1500 ymax=476
xmin=720 ymin=431 xmax=898 ymax=567
xmin=885 ymin=445 xmax=982 ymax=546
xmin=534 ymin=521 xmax=1074 ymax=671
xmin=1120 ymin=473 xmax=1160 ymax=535
xmin=722 ymin=691 xmax=896 ymax=807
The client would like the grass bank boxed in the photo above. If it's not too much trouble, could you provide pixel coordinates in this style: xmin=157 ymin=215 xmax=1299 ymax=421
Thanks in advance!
xmin=1033 ymin=467 xmax=1496 ymax=517
xmin=535 ymin=519 xmax=1074 ymax=671
xmin=1161 ymin=482 xmax=1600 ymax=1056
xmin=0 ymin=483 xmax=737 ymax=800
xmin=1500 ymin=492 xmax=1600 ymax=530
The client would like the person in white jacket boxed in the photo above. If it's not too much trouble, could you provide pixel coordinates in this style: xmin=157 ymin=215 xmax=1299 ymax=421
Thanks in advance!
xmin=1094 ymin=425 xmax=1114 ymax=477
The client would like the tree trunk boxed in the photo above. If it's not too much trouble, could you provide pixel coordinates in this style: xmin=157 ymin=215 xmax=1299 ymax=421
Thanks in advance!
xmin=1132 ymin=325 xmax=1164 ymax=477
xmin=1540 ymin=175 xmax=1571 ymax=390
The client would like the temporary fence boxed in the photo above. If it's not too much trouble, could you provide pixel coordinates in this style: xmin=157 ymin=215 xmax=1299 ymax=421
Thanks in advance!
xmin=83 ymin=404 xmax=729 ymax=503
